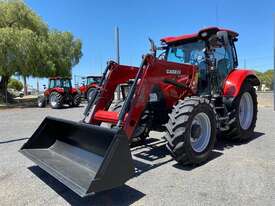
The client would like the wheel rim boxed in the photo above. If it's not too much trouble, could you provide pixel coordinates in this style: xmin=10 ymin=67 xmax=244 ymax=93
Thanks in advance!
xmin=50 ymin=95 xmax=57 ymax=107
xmin=190 ymin=112 xmax=211 ymax=153
xmin=239 ymin=92 xmax=254 ymax=130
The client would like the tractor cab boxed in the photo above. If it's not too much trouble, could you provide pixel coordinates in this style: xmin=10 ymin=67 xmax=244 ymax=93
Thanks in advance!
xmin=160 ymin=27 xmax=239 ymax=94
xmin=48 ymin=77 xmax=72 ymax=91
xmin=86 ymin=76 xmax=101 ymax=85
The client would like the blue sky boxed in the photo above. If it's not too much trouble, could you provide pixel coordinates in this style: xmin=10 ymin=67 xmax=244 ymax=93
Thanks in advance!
xmin=24 ymin=0 xmax=275 ymax=88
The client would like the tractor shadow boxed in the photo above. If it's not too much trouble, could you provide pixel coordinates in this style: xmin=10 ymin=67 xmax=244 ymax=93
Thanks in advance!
xmin=132 ymin=131 xmax=264 ymax=172
xmin=132 ymin=137 xmax=222 ymax=172
xmin=29 ymin=166 xmax=145 ymax=206
xmin=131 ymin=138 xmax=173 ymax=175
xmin=215 ymin=131 xmax=265 ymax=151
xmin=173 ymin=131 xmax=265 ymax=171
xmin=54 ymin=104 xmax=85 ymax=110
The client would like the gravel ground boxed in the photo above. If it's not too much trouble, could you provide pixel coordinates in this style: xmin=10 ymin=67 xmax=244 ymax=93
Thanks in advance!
xmin=257 ymin=92 xmax=274 ymax=107
xmin=0 ymin=105 xmax=274 ymax=206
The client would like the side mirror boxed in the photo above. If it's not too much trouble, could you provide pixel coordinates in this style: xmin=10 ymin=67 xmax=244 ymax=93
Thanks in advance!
xmin=217 ymin=31 xmax=229 ymax=46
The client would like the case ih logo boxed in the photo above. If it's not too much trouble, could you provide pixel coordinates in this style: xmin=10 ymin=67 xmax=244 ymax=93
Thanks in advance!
xmin=166 ymin=69 xmax=181 ymax=75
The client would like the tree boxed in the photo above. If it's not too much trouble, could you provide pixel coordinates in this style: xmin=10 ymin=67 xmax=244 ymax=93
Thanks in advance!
xmin=255 ymin=69 xmax=274 ymax=90
xmin=0 ymin=0 xmax=82 ymax=102
xmin=37 ymin=31 xmax=82 ymax=77
xmin=0 ymin=0 xmax=48 ymax=99
xmin=8 ymin=78 xmax=23 ymax=91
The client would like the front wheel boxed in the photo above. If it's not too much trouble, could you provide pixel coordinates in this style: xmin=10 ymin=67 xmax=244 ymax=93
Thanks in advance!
xmin=37 ymin=96 xmax=47 ymax=108
xmin=222 ymin=81 xmax=257 ymax=141
xmin=37 ymin=96 xmax=46 ymax=108
xmin=165 ymin=97 xmax=217 ymax=165
xmin=49 ymin=92 xmax=63 ymax=109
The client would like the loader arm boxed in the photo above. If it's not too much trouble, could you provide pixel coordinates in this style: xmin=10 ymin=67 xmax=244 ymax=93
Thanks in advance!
xmin=112 ymin=55 xmax=197 ymax=138
xmin=89 ymin=63 xmax=138 ymax=124
xmin=88 ymin=55 xmax=197 ymax=139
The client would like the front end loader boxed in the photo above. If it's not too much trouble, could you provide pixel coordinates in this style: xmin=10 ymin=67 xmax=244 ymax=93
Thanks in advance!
xmin=20 ymin=27 xmax=260 ymax=197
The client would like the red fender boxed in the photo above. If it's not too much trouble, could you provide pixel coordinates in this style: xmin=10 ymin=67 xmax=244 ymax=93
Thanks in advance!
xmin=69 ymin=87 xmax=78 ymax=94
xmin=223 ymin=69 xmax=260 ymax=97
xmin=44 ymin=87 xmax=64 ymax=96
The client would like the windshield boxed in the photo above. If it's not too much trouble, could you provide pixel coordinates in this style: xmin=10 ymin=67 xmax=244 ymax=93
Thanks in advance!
xmin=166 ymin=40 xmax=205 ymax=65
xmin=87 ymin=77 xmax=101 ymax=85
xmin=61 ymin=79 xmax=71 ymax=87
xmin=49 ymin=79 xmax=71 ymax=88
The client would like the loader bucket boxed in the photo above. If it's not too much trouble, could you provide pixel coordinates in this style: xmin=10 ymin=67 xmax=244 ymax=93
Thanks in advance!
xmin=19 ymin=116 xmax=134 ymax=197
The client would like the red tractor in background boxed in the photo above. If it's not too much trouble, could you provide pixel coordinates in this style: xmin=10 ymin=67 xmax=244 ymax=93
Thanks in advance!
xmin=38 ymin=77 xmax=81 ymax=109
xmin=21 ymin=27 xmax=260 ymax=197
xmin=79 ymin=75 xmax=101 ymax=100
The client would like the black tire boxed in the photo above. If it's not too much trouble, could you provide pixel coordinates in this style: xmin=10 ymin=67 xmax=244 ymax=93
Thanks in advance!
xmin=37 ymin=96 xmax=46 ymax=108
xmin=87 ymin=88 xmax=96 ymax=101
xmin=222 ymin=81 xmax=257 ymax=141
xmin=110 ymin=100 xmax=150 ymax=145
xmin=49 ymin=92 xmax=63 ymax=109
xmin=71 ymin=93 xmax=81 ymax=107
xmin=165 ymin=97 xmax=217 ymax=165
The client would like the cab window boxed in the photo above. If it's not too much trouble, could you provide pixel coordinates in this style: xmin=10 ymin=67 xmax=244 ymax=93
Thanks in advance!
xmin=213 ymin=45 xmax=234 ymax=81
xmin=166 ymin=40 xmax=205 ymax=65
xmin=49 ymin=80 xmax=55 ymax=88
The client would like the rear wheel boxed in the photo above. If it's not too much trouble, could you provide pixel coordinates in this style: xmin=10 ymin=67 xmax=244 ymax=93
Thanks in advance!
xmin=165 ymin=97 xmax=217 ymax=165
xmin=37 ymin=96 xmax=46 ymax=108
xmin=49 ymin=92 xmax=63 ymax=109
xmin=222 ymin=82 xmax=257 ymax=141
xmin=71 ymin=93 xmax=81 ymax=107
xmin=110 ymin=100 xmax=150 ymax=145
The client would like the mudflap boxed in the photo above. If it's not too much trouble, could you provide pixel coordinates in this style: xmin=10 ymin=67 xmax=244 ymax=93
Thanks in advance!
xmin=19 ymin=116 xmax=134 ymax=197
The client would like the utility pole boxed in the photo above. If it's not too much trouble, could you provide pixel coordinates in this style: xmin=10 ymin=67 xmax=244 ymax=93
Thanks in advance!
xmin=244 ymin=58 xmax=246 ymax=68
xmin=115 ymin=26 xmax=121 ymax=100
xmin=273 ymin=14 xmax=275 ymax=111
xmin=115 ymin=26 xmax=120 ymax=64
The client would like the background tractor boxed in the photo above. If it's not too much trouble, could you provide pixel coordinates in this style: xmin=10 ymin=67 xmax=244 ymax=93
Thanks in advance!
xmin=38 ymin=77 xmax=81 ymax=109
xmin=21 ymin=27 xmax=260 ymax=197
xmin=79 ymin=75 xmax=101 ymax=100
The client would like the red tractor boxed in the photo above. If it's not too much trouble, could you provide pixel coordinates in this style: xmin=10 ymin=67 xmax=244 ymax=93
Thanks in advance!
xmin=21 ymin=27 xmax=259 ymax=197
xmin=79 ymin=75 xmax=101 ymax=100
xmin=38 ymin=77 xmax=81 ymax=109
